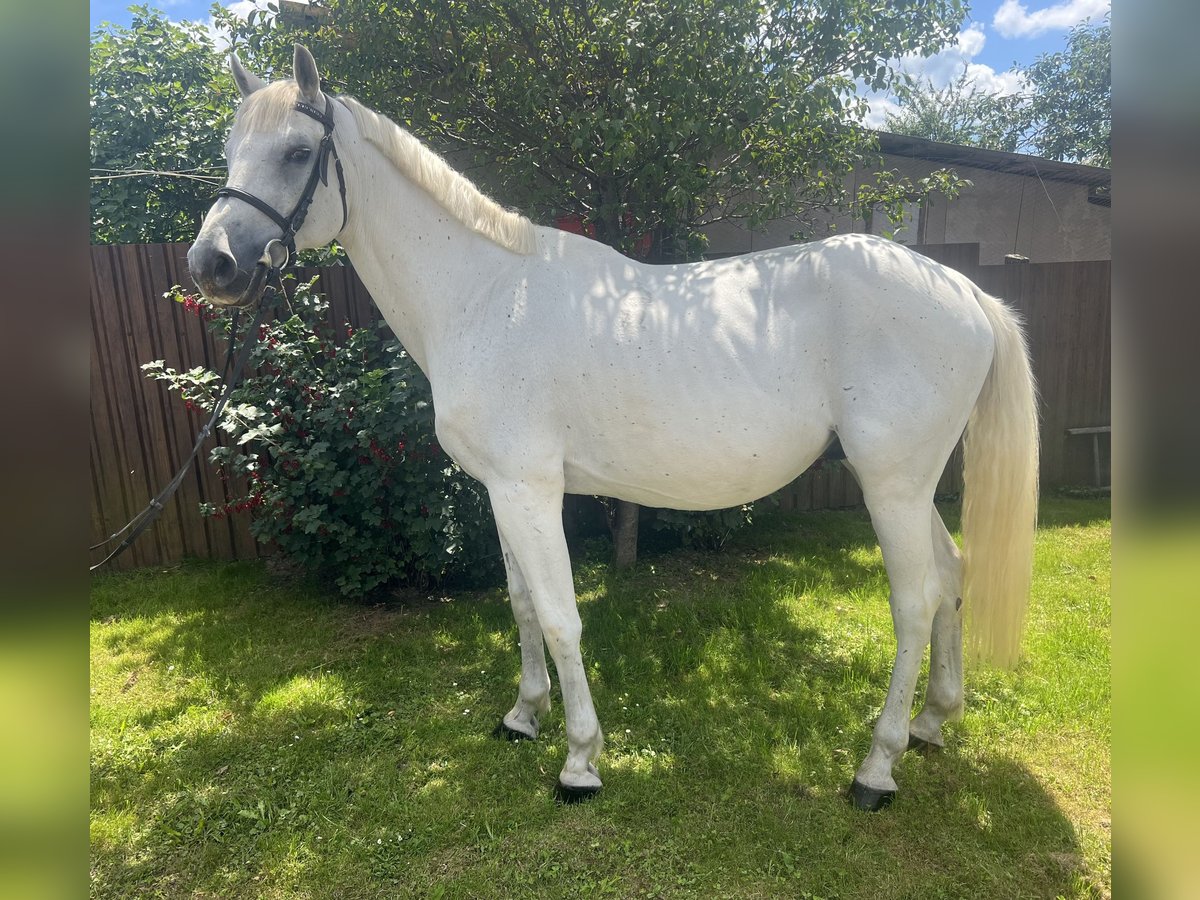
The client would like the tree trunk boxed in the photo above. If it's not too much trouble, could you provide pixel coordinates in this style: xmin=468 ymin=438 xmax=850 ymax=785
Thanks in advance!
xmin=591 ymin=180 xmax=642 ymax=569
xmin=611 ymin=499 xmax=640 ymax=569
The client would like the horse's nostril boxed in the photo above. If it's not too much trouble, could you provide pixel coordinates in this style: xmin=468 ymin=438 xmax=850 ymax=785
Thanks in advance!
xmin=212 ymin=251 xmax=238 ymax=288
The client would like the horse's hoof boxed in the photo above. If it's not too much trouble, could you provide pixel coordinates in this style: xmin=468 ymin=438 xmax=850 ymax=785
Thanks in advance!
xmin=848 ymin=778 xmax=896 ymax=812
xmin=554 ymin=780 xmax=602 ymax=805
xmin=907 ymin=733 xmax=943 ymax=756
xmin=492 ymin=720 xmax=536 ymax=742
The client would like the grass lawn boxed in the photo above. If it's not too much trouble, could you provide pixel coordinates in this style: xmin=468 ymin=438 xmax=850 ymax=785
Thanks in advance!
xmin=90 ymin=497 xmax=1110 ymax=899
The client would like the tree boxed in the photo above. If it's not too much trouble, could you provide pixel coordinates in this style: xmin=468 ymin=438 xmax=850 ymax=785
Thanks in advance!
xmin=1024 ymin=18 xmax=1110 ymax=167
xmin=223 ymin=1 xmax=967 ymax=255
xmin=884 ymin=67 xmax=1029 ymax=152
xmin=221 ymin=0 xmax=969 ymax=565
xmin=90 ymin=7 xmax=235 ymax=243
xmin=884 ymin=18 xmax=1109 ymax=167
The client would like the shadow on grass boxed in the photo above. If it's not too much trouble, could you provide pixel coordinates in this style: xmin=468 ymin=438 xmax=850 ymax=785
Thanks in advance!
xmin=91 ymin=504 xmax=1107 ymax=898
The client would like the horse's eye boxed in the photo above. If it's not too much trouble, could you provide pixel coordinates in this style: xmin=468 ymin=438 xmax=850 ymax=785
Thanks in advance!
xmin=287 ymin=147 xmax=312 ymax=163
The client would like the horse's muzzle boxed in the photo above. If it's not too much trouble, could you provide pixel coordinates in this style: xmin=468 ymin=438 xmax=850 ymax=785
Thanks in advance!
xmin=189 ymin=239 xmax=288 ymax=308
xmin=188 ymin=238 xmax=254 ymax=306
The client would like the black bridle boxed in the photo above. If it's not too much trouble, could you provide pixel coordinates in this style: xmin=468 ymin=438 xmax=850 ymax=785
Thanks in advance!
xmin=216 ymin=93 xmax=349 ymax=268
xmin=90 ymin=93 xmax=349 ymax=571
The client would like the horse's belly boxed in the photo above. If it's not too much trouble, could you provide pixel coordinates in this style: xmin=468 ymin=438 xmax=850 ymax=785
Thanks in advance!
xmin=562 ymin=413 xmax=832 ymax=510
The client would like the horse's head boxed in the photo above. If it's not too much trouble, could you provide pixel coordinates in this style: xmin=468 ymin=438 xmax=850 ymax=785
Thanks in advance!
xmin=189 ymin=45 xmax=348 ymax=306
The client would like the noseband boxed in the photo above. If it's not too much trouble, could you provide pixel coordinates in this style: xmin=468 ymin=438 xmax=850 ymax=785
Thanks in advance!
xmin=214 ymin=93 xmax=349 ymax=261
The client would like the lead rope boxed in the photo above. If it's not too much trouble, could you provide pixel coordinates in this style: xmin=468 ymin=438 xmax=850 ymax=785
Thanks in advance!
xmin=89 ymin=279 xmax=278 ymax=571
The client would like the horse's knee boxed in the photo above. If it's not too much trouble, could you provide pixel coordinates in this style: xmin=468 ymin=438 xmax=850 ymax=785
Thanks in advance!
xmin=540 ymin=619 xmax=582 ymax=660
xmin=512 ymin=599 xmax=539 ymax=631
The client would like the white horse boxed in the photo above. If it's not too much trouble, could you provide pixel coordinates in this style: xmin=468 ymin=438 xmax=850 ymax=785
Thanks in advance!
xmin=190 ymin=46 xmax=1038 ymax=811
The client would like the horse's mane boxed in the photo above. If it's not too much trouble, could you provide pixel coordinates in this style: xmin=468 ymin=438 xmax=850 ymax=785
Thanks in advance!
xmin=236 ymin=82 xmax=538 ymax=256
xmin=341 ymin=96 xmax=537 ymax=255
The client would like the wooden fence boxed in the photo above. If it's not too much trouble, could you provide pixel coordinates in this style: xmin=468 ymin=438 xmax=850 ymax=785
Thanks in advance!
xmin=90 ymin=242 xmax=1110 ymax=570
xmin=90 ymin=243 xmax=376 ymax=571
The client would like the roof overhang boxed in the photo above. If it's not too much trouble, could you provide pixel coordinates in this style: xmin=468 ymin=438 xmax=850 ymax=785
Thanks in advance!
xmin=875 ymin=131 xmax=1110 ymax=188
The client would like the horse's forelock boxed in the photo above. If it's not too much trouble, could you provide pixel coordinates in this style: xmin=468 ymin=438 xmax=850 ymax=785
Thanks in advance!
xmin=233 ymin=81 xmax=304 ymax=135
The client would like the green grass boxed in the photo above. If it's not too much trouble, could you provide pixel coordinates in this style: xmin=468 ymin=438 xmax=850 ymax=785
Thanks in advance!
xmin=90 ymin=497 xmax=1110 ymax=899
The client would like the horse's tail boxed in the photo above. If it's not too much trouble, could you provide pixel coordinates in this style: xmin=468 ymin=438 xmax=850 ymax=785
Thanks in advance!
xmin=961 ymin=288 xmax=1040 ymax=668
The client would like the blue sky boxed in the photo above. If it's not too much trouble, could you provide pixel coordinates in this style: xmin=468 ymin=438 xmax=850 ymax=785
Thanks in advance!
xmin=90 ymin=0 xmax=1110 ymax=125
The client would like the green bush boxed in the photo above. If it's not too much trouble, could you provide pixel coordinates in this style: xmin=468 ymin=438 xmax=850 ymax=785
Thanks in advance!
xmin=653 ymin=505 xmax=754 ymax=553
xmin=144 ymin=279 xmax=502 ymax=596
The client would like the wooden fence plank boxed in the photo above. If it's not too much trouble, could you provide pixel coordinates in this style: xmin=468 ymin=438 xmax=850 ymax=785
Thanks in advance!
xmin=119 ymin=243 xmax=190 ymax=565
xmin=157 ymin=243 xmax=230 ymax=560
xmin=141 ymin=243 xmax=210 ymax=560
xmin=92 ymin=245 xmax=164 ymax=569
xmin=90 ymin=257 xmax=135 ymax=568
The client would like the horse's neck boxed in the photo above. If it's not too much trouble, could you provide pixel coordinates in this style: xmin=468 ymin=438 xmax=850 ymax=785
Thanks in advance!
xmin=339 ymin=139 xmax=517 ymax=375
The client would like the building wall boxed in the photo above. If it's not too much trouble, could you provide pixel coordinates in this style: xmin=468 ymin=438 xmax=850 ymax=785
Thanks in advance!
xmin=702 ymin=153 xmax=1110 ymax=264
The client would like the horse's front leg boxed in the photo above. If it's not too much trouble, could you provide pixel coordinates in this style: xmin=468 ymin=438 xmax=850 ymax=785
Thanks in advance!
xmin=488 ymin=479 xmax=604 ymax=801
xmin=493 ymin=532 xmax=551 ymax=741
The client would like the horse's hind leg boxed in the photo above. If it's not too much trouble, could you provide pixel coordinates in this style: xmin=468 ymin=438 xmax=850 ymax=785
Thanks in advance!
xmin=908 ymin=509 xmax=965 ymax=752
xmin=493 ymin=532 xmax=551 ymax=741
xmin=849 ymin=484 xmax=942 ymax=811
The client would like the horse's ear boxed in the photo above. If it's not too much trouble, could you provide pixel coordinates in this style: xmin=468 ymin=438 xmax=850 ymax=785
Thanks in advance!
xmin=230 ymin=52 xmax=266 ymax=99
xmin=293 ymin=44 xmax=322 ymax=104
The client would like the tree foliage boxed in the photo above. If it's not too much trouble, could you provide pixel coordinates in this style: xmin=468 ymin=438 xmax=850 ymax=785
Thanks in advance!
xmin=884 ymin=18 xmax=1110 ymax=168
xmin=884 ymin=67 xmax=1030 ymax=152
xmin=90 ymin=7 xmax=235 ymax=243
xmin=222 ymin=0 xmax=967 ymax=259
xmin=1024 ymin=18 xmax=1110 ymax=167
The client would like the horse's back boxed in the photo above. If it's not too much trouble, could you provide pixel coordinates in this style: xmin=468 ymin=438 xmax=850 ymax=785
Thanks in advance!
xmin=602 ymin=233 xmax=995 ymax=410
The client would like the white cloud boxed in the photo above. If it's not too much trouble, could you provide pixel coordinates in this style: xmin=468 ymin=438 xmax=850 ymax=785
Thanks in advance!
xmin=961 ymin=63 xmax=1026 ymax=97
xmin=958 ymin=23 xmax=987 ymax=58
xmin=861 ymin=96 xmax=903 ymax=130
xmin=206 ymin=1 xmax=271 ymax=52
xmin=225 ymin=0 xmax=261 ymax=18
xmin=993 ymin=0 xmax=1110 ymax=39
xmin=896 ymin=26 xmax=981 ymax=87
